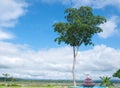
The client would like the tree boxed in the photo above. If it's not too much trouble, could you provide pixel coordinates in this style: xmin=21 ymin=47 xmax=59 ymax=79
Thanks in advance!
xmin=2 ymin=73 xmax=10 ymax=86
xmin=99 ymin=76 xmax=113 ymax=87
xmin=53 ymin=6 xmax=106 ymax=86
xmin=113 ymin=69 xmax=120 ymax=79
xmin=2 ymin=73 xmax=15 ymax=86
xmin=2 ymin=73 xmax=10 ymax=82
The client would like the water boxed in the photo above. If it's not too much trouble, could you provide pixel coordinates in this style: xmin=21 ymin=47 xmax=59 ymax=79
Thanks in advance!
xmin=70 ymin=86 xmax=106 ymax=88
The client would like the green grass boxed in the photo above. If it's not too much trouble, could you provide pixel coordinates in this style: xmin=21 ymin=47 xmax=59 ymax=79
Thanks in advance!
xmin=0 ymin=86 xmax=64 ymax=88
xmin=0 ymin=81 xmax=120 ymax=88
xmin=1 ymin=86 xmax=120 ymax=88
xmin=110 ymin=86 xmax=120 ymax=88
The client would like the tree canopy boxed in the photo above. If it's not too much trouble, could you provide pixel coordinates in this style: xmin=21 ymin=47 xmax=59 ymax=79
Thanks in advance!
xmin=113 ymin=69 xmax=120 ymax=79
xmin=53 ymin=6 xmax=106 ymax=47
xmin=99 ymin=76 xmax=113 ymax=87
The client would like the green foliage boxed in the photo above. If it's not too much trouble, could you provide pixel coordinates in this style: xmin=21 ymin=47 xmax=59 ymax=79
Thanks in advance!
xmin=2 ymin=73 xmax=10 ymax=82
xmin=2 ymin=73 xmax=10 ymax=86
xmin=47 ymin=84 xmax=56 ymax=87
xmin=0 ymin=83 xmax=5 ymax=86
xmin=53 ymin=6 xmax=106 ymax=47
xmin=2 ymin=73 xmax=10 ymax=77
xmin=1 ymin=73 xmax=17 ymax=87
xmin=113 ymin=69 xmax=120 ymax=79
xmin=9 ymin=83 xmax=21 ymax=87
xmin=53 ymin=6 xmax=106 ymax=86
xmin=100 ymin=76 xmax=113 ymax=87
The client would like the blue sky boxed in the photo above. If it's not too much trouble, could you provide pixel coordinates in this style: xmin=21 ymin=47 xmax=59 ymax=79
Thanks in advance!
xmin=0 ymin=0 xmax=120 ymax=80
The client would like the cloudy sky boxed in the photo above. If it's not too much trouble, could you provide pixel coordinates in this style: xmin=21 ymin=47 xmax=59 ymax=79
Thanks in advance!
xmin=0 ymin=0 xmax=120 ymax=80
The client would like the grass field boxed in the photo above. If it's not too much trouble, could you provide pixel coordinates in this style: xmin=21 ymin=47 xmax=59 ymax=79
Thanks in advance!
xmin=0 ymin=81 xmax=120 ymax=88
xmin=0 ymin=85 xmax=120 ymax=88
xmin=0 ymin=86 xmax=120 ymax=88
xmin=0 ymin=86 xmax=64 ymax=88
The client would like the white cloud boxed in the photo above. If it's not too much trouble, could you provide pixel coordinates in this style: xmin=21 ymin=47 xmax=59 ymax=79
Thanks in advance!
xmin=98 ymin=16 xmax=119 ymax=38
xmin=0 ymin=42 xmax=120 ymax=80
xmin=0 ymin=0 xmax=27 ymax=40
xmin=0 ymin=30 xmax=14 ymax=40
xmin=0 ymin=0 xmax=27 ymax=28
xmin=41 ymin=0 xmax=71 ymax=5
xmin=71 ymin=0 xmax=114 ymax=8
xmin=41 ymin=0 xmax=120 ymax=9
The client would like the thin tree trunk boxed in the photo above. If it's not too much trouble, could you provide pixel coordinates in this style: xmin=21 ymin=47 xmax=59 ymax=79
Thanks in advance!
xmin=72 ymin=46 xmax=77 ymax=86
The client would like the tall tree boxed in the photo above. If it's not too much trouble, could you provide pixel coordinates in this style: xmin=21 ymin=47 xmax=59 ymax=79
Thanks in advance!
xmin=113 ymin=69 xmax=120 ymax=79
xmin=53 ymin=6 xmax=106 ymax=86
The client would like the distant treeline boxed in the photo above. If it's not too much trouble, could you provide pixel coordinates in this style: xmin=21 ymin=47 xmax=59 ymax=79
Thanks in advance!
xmin=0 ymin=77 xmax=23 ymax=82
xmin=0 ymin=77 xmax=120 ymax=83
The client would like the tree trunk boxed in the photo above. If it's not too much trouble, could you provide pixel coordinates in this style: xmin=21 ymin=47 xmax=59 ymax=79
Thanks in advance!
xmin=72 ymin=46 xmax=77 ymax=86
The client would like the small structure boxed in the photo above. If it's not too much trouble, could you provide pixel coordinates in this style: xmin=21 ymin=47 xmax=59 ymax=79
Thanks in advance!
xmin=83 ymin=75 xmax=95 ymax=88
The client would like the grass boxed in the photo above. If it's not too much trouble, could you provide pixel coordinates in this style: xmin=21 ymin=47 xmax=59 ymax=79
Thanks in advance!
xmin=109 ymin=87 xmax=120 ymax=88
xmin=0 ymin=86 xmax=64 ymax=88
xmin=0 ymin=86 xmax=120 ymax=88
xmin=0 ymin=81 xmax=120 ymax=88
xmin=0 ymin=84 xmax=66 ymax=88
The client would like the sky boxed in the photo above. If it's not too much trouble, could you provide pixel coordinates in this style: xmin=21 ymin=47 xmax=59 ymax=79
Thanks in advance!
xmin=0 ymin=0 xmax=120 ymax=80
